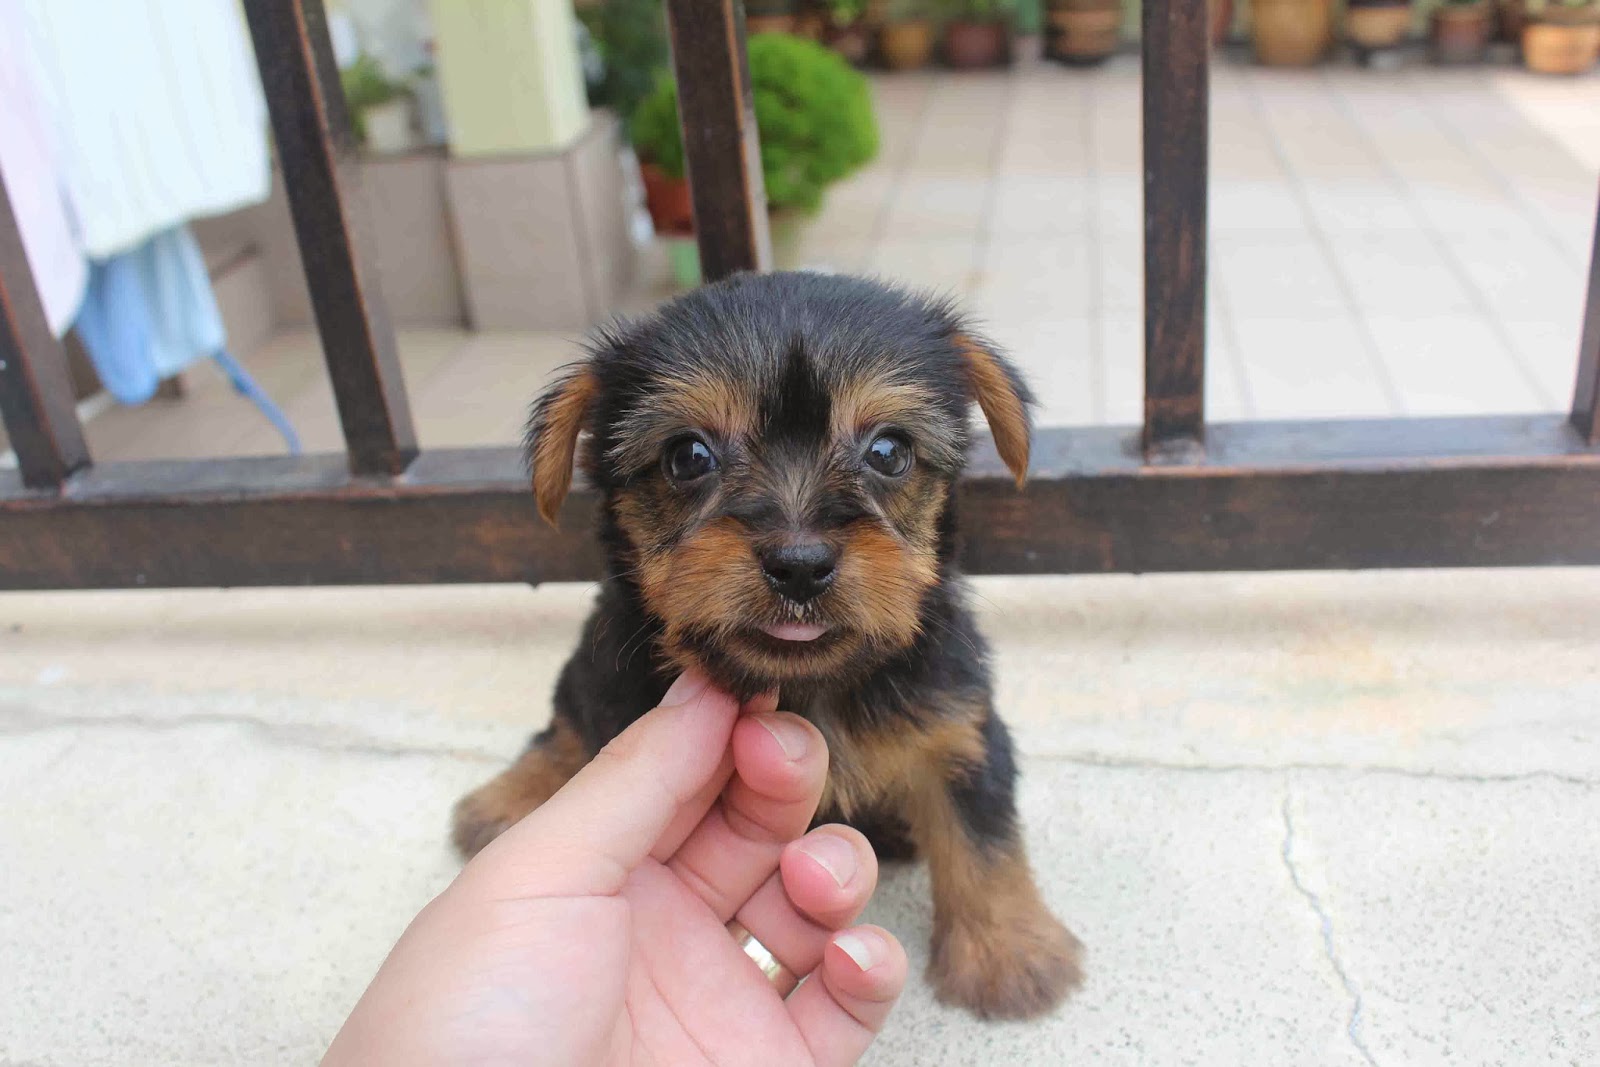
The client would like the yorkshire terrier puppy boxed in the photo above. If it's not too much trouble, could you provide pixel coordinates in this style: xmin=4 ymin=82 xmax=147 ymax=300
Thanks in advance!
xmin=453 ymin=271 xmax=1082 ymax=1018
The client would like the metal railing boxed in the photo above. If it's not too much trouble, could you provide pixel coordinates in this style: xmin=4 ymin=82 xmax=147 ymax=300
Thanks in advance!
xmin=2 ymin=0 xmax=1599 ymax=590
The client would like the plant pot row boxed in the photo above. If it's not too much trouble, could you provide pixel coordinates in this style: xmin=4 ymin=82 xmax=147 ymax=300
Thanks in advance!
xmin=815 ymin=18 xmax=1015 ymax=69
xmin=1248 ymin=0 xmax=1598 ymax=74
xmin=1042 ymin=0 xmax=1233 ymax=68
xmin=747 ymin=5 xmax=1014 ymax=71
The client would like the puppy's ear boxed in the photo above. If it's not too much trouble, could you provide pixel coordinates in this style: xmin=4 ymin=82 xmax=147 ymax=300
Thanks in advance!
xmin=954 ymin=333 xmax=1034 ymax=488
xmin=525 ymin=365 xmax=600 ymax=527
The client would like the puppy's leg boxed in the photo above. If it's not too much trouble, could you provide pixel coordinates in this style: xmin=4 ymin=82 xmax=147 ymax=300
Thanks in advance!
xmin=451 ymin=714 xmax=590 ymax=859
xmin=838 ymin=805 xmax=919 ymax=862
xmin=910 ymin=709 xmax=1083 ymax=1019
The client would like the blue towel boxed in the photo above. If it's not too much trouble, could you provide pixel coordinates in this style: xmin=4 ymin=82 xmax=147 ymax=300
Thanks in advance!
xmin=74 ymin=224 xmax=299 ymax=454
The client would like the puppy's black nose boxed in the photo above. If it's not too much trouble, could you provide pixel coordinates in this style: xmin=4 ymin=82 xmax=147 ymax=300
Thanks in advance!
xmin=760 ymin=540 xmax=837 ymax=604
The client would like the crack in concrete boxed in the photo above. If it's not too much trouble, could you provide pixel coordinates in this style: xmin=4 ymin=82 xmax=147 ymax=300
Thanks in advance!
xmin=1032 ymin=751 xmax=1599 ymax=789
xmin=1281 ymin=786 xmax=1379 ymax=1067
xmin=0 ymin=708 xmax=504 ymax=766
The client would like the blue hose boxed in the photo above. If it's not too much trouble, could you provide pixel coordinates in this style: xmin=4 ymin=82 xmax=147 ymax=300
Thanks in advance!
xmin=211 ymin=348 xmax=301 ymax=455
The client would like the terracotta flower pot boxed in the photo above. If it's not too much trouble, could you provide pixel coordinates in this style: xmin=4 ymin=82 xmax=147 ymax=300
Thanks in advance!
xmin=1252 ymin=0 xmax=1334 ymax=66
xmin=1345 ymin=2 xmax=1413 ymax=49
xmin=640 ymin=162 xmax=693 ymax=236
xmin=1432 ymin=2 xmax=1494 ymax=61
xmin=1522 ymin=11 xmax=1600 ymax=75
xmin=945 ymin=19 xmax=1011 ymax=68
xmin=1211 ymin=0 xmax=1236 ymax=44
xmin=1044 ymin=0 xmax=1122 ymax=66
xmin=880 ymin=19 xmax=936 ymax=69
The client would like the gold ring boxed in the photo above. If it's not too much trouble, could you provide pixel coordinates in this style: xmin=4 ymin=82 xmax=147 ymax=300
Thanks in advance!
xmin=727 ymin=920 xmax=799 ymax=997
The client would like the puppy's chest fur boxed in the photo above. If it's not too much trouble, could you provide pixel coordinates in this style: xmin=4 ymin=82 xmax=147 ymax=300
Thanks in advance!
xmin=787 ymin=686 xmax=982 ymax=825
xmin=565 ymin=575 xmax=993 ymax=827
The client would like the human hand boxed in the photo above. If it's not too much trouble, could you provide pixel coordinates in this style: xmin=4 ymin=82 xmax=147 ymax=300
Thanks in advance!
xmin=324 ymin=670 xmax=907 ymax=1066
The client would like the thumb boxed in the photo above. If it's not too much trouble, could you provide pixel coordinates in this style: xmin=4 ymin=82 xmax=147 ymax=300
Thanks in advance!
xmin=466 ymin=670 xmax=741 ymax=898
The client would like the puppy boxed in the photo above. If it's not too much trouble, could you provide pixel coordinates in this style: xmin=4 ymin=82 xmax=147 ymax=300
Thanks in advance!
xmin=453 ymin=271 xmax=1082 ymax=1019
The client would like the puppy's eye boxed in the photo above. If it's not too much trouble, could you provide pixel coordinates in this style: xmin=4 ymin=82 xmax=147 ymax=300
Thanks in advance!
xmin=864 ymin=434 xmax=912 ymax=478
xmin=664 ymin=437 xmax=719 ymax=483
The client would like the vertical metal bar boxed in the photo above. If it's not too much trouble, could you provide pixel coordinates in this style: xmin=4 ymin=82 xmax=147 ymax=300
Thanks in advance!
xmin=244 ymin=0 xmax=417 ymax=476
xmin=1571 ymin=178 xmax=1600 ymax=445
xmin=662 ymin=0 xmax=772 ymax=282
xmin=0 ymin=174 xmax=90 ymax=489
xmin=1142 ymin=0 xmax=1209 ymax=461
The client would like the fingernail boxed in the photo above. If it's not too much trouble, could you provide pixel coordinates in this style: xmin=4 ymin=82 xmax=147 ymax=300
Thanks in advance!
xmin=755 ymin=713 xmax=810 ymax=761
xmin=833 ymin=930 xmax=884 ymax=972
xmin=795 ymin=832 xmax=856 ymax=889
xmin=660 ymin=670 xmax=710 ymax=707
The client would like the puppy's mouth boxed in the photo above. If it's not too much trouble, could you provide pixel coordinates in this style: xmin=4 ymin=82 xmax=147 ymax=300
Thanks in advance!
xmin=738 ymin=619 xmax=846 ymax=657
xmin=761 ymin=622 xmax=830 ymax=642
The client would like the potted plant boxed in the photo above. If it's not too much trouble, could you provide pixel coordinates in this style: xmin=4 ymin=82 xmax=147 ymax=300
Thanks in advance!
xmin=943 ymin=0 xmax=1015 ymax=68
xmin=880 ymin=0 xmax=939 ymax=68
xmin=746 ymin=0 xmax=800 ymax=34
xmin=1431 ymin=0 xmax=1495 ymax=60
xmin=1043 ymin=0 xmax=1122 ymax=66
xmin=340 ymin=55 xmax=414 ymax=154
xmin=1345 ymin=0 xmax=1413 ymax=51
xmin=631 ymin=33 xmax=879 ymax=283
xmin=1521 ymin=0 xmax=1600 ymax=72
xmin=1497 ymin=0 xmax=1529 ymax=41
xmin=1251 ymin=0 xmax=1334 ymax=65
xmin=583 ymin=0 xmax=670 ymax=132
xmin=823 ymin=0 xmax=872 ymax=62
xmin=1211 ymin=0 xmax=1236 ymax=45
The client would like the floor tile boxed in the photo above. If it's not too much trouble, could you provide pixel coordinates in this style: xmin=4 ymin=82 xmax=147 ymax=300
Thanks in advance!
xmin=1215 ymin=235 xmax=1349 ymax=318
xmin=878 ymin=176 xmax=992 ymax=242
xmin=866 ymin=239 xmax=980 ymax=296
xmin=1230 ymin=315 xmax=1396 ymax=420
xmin=1365 ymin=314 xmax=1548 ymax=416
xmin=988 ymin=175 xmax=1095 ymax=236
xmin=1325 ymin=232 xmax=1476 ymax=316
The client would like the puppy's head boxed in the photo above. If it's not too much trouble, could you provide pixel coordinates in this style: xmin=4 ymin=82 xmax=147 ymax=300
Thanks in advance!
xmin=527 ymin=272 xmax=1032 ymax=695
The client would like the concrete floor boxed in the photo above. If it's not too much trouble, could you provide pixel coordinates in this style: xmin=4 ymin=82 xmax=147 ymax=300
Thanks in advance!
xmin=63 ymin=55 xmax=1600 ymax=464
xmin=3 ymin=569 xmax=1599 ymax=1065
xmin=6 ymin=52 xmax=1600 ymax=1067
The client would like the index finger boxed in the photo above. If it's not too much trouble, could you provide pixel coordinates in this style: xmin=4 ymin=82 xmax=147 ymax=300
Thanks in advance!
xmin=468 ymin=670 xmax=741 ymax=898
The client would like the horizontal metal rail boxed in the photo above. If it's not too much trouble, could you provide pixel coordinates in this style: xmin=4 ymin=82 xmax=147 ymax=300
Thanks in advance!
xmin=4 ymin=415 xmax=1599 ymax=589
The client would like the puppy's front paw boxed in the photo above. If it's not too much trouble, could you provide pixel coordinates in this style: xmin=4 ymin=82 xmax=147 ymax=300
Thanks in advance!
xmin=450 ymin=782 xmax=532 ymax=859
xmin=452 ymin=724 xmax=588 ymax=859
xmin=930 ymin=908 xmax=1084 ymax=1020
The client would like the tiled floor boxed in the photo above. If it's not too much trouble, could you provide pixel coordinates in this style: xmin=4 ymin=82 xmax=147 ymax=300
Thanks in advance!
xmin=75 ymin=54 xmax=1600 ymax=461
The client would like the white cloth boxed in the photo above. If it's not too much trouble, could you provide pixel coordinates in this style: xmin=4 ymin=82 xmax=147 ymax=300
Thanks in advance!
xmin=14 ymin=0 xmax=271 ymax=260
xmin=0 ymin=4 xmax=87 ymax=336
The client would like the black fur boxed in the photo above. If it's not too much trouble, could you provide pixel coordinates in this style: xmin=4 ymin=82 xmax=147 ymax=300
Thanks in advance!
xmin=537 ymin=271 xmax=1029 ymax=852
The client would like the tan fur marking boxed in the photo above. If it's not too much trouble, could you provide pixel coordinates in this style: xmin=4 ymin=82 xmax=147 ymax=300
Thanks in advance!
xmin=955 ymin=335 xmax=1030 ymax=488
xmin=837 ymin=524 xmax=938 ymax=651
xmin=658 ymin=372 xmax=756 ymax=441
xmin=910 ymin=761 xmax=1084 ymax=1019
xmin=451 ymin=718 xmax=590 ymax=858
xmin=609 ymin=371 xmax=758 ymax=473
xmin=635 ymin=518 xmax=761 ymax=636
xmin=822 ymin=699 xmax=1082 ymax=1019
xmin=820 ymin=713 xmax=985 ymax=821
xmin=830 ymin=377 xmax=940 ymax=440
xmin=531 ymin=368 xmax=600 ymax=526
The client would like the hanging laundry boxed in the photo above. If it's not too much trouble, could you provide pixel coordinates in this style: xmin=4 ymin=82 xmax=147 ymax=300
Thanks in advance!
xmin=13 ymin=0 xmax=270 ymax=260
xmin=0 ymin=4 xmax=86 ymax=335
xmin=73 ymin=225 xmax=299 ymax=454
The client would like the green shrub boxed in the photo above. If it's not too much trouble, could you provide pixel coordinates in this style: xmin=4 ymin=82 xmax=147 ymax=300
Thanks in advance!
xmin=629 ymin=33 xmax=879 ymax=214
xmin=583 ymin=0 xmax=671 ymax=135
